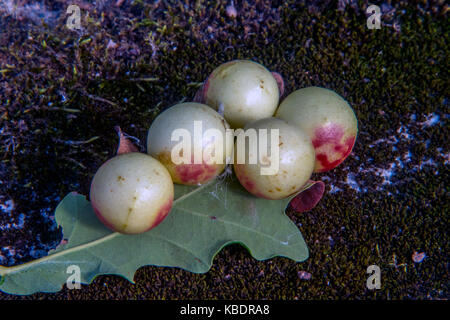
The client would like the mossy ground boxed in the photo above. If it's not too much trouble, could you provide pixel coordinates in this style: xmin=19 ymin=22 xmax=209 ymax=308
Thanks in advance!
xmin=0 ymin=0 xmax=448 ymax=299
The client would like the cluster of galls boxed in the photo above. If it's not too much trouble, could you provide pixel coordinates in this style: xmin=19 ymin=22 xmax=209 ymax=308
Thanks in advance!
xmin=89 ymin=60 xmax=358 ymax=234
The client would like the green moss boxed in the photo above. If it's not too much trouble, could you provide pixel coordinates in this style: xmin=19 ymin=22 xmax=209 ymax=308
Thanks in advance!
xmin=0 ymin=0 xmax=448 ymax=299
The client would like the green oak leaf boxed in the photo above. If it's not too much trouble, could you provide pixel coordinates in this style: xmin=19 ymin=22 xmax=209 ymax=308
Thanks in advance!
xmin=0 ymin=177 xmax=309 ymax=295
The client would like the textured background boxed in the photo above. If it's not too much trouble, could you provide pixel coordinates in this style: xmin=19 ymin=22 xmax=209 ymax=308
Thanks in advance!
xmin=0 ymin=0 xmax=448 ymax=299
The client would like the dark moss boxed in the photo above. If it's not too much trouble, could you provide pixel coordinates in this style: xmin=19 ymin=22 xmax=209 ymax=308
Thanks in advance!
xmin=0 ymin=0 xmax=448 ymax=299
